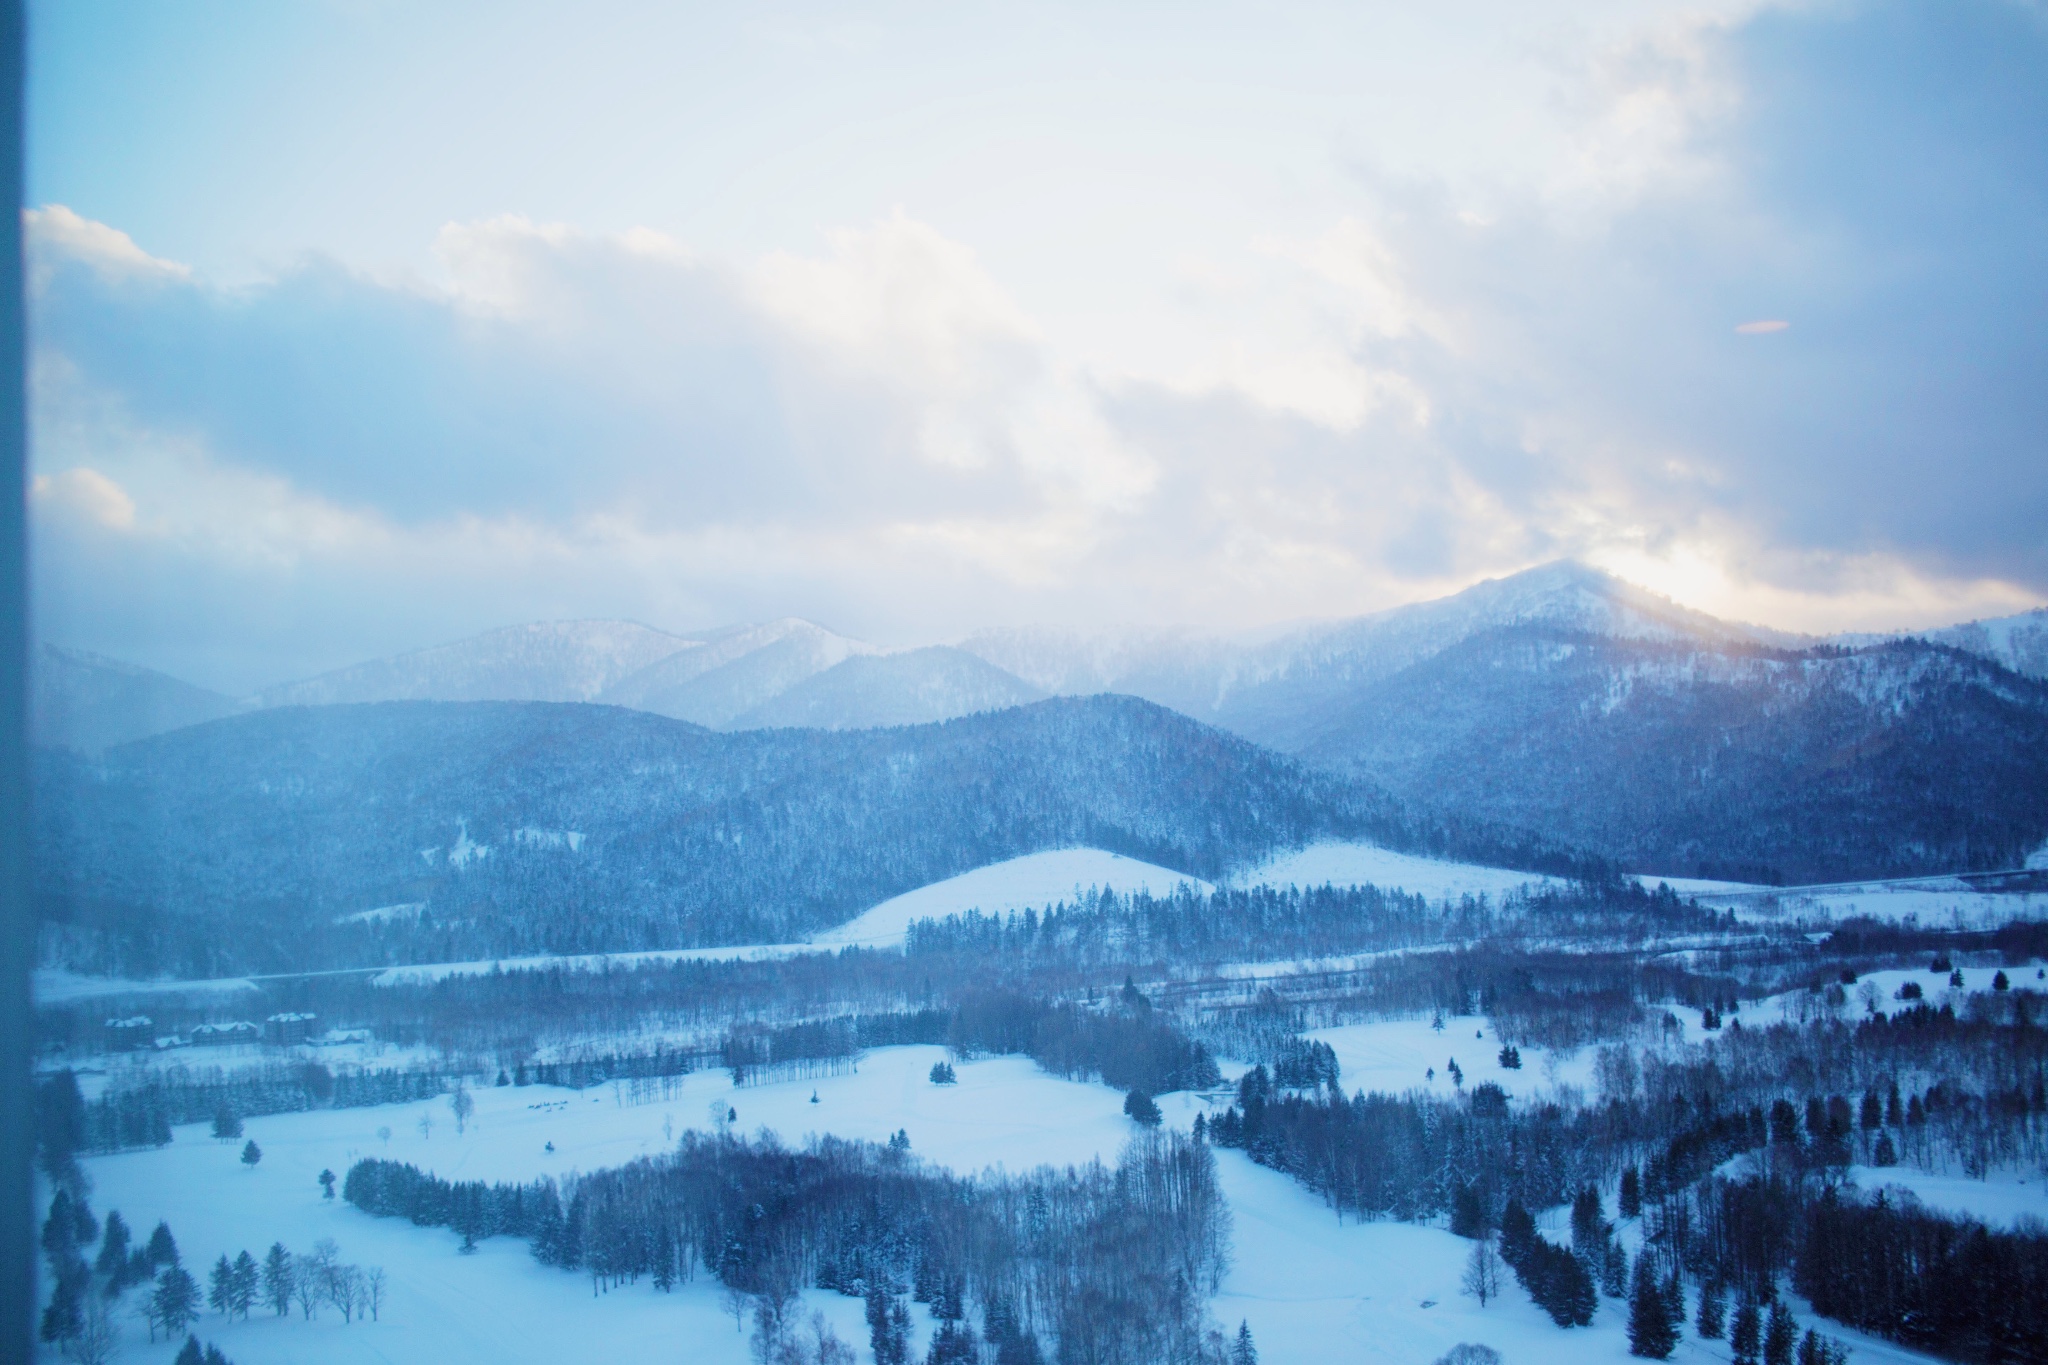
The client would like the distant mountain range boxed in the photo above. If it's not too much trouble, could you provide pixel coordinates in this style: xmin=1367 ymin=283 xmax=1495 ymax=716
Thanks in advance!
xmin=32 ymin=645 xmax=240 ymax=753
xmin=32 ymin=562 xmax=2048 ymax=897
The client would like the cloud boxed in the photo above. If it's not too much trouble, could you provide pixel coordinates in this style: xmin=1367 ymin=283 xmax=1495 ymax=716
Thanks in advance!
xmin=30 ymin=467 xmax=135 ymax=532
xmin=23 ymin=205 xmax=190 ymax=289
xmin=23 ymin=0 xmax=2048 ymax=687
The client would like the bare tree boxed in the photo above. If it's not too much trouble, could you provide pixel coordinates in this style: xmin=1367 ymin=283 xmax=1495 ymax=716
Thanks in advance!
xmin=293 ymin=1261 xmax=322 ymax=1320
xmin=720 ymin=1282 xmax=751 ymax=1333
xmin=330 ymin=1264 xmax=365 ymax=1324
xmin=418 ymin=1112 xmax=435 ymax=1141
xmin=297 ymin=1237 xmax=339 ymax=1321
xmin=450 ymin=1085 xmax=475 ymax=1136
xmin=1460 ymin=1235 xmax=1502 ymax=1306
xmin=62 ymin=1294 xmax=119 ymax=1365
xmin=365 ymin=1266 xmax=387 ymax=1322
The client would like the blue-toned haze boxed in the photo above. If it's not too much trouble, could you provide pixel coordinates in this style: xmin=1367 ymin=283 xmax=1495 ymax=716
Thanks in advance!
xmin=23 ymin=0 xmax=2048 ymax=691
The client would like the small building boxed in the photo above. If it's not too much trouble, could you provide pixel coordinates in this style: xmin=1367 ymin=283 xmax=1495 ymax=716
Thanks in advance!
xmin=263 ymin=1012 xmax=317 ymax=1046
xmin=312 ymin=1026 xmax=373 ymax=1047
xmin=104 ymin=1017 xmax=153 ymax=1051
xmin=189 ymin=1021 xmax=262 ymax=1047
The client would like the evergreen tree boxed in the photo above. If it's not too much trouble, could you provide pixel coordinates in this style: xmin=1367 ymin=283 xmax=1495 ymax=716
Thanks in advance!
xmin=1231 ymin=1320 xmax=1258 ymax=1365
xmin=1618 ymin=1166 xmax=1641 ymax=1219
xmin=230 ymin=1251 xmax=258 ymax=1319
xmin=262 ymin=1244 xmax=294 ymax=1316
xmin=1601 ymin=1240 xmax=1627 ymax=1298
xmin=995 ymin=1331 xmax=1045 ymax=1365
xmin=319 ymin=1169 xmax=337 ymax=1199
xmin=652 ymin=1225 xmax=676 ymax=1291
xmin=1450 ymin=1183 xmax=1485 ymax=1238
xmin=926 ymin=1319 xmax=976 ymax=1365
xmin=239 ymin=1140 xmax=262 ymax=1169
xmin=211 ymin=1107 xmax=242 ymax=1141
xmin=1764 ymin=1301 xmax=1798 ymax=1365
xmin=94 ymin=1210 xmax=131 ymax=1278
xmin=1731 ymin=1298 xmax=1762 ymax=1365
xmin=1696 ymin=1282 xmax=1725 ymax=1339
xmin=38 ymin=1277 xmax=83 ymax=1345
xmin=1497 ymin=1199 xmax=1537 ymax=1270
xmin=146 ymin=1222 xmax=179 ymax=1269
xmin=1662 ymin=1267 xmax=1685 ymax=1333
xmin=208 ymin=1256 xmax=234 ymax=1316
xmin=152 ymin=1266 xmax=200 ymax=1339
xmin=1569 ymin=1187 xmax=1606 ymax=1257
xmin=865 ymin=1287 xmax=909 ymax=1365
xmin=204 ymin=1345 xmax=231 ymax=1365
xmin=175 ymin=1336 xmax=204 ymax=1365
xmin=1628 ymin=1257 xmax=1678 ymax=1358
xmin=1123 ymin=1089 xmax=1162 ymax=1127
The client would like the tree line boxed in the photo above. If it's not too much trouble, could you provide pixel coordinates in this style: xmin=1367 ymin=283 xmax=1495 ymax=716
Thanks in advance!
xmin=349 ymin=1128 xmax=1235 ymax=1365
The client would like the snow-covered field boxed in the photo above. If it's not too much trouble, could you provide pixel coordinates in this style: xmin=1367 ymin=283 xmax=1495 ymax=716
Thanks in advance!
xmin=33 ymin=970 xmax=263 ymax=1005
xmin=1846 ymin=1165 xmax=2048 ymax=1229
xmin=1234 ymin=842 xmax=1556 ymax=901
xmin=1306 ymin=1018 xmax=1600 ymax=1100
xmin=59 ymin=1042 xmax=1946 ymax=1365
xmin=1752 ymin=964 xmax=2047 ymax=1027
xmin=812 ymin=848 xmax=1212 ymax=948
xmin=1686 ymin=879 xmax=2048 ymax=929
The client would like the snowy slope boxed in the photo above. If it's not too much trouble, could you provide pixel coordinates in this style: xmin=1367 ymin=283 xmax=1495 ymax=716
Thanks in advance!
xmin=1235 ymin=841 xmax=1558 ymax=901
xmin=733 ymin=646 xmax=1044 ymax=731
xmin=1904 ymin=606 xmax=2048 ymax=681
xmin=258 ymin=621 xmax=695 ymax=706
xmin=812 ymin=848 xmax=1213 ymax=948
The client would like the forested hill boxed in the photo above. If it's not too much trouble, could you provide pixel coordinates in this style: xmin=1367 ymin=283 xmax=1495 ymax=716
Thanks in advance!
xmin=1295 ymin=629 xmax=2048 ymax=885
xmin=32 ymin=695 xmax=1581 ymax=979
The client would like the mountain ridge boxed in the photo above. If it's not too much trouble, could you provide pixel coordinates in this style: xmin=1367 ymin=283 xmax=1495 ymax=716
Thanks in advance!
xmin=35 ymin=694 xmax=1579 ymax=977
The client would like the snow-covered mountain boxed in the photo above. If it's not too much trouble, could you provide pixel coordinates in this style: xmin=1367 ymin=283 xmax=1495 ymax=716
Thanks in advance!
xmin=963 ymin=563 xmax=2048 ymax=881
xmin=598 ymin=618 xmax=877 ymax=727
xmin=258 ymin=620 xmax=696 ymax=707
xmin=734 ymin=646 xmax=1045 ymax=730
xmin=960 ymin=562 xmax=1798 ymax=745
xmin=1916 ymin=607 xmax=2048 ymax=681
xmin=31 ymin=645 xmax=241 ymax=754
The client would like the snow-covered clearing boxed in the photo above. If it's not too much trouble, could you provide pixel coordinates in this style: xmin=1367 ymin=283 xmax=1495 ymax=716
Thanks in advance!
xmin=1635 ymin=875 xmax=1767 ymax=896
xmin=1234 ymin=842 xmax=1556 ymax=901
xmin=61 ymin=1042 xmax=1945 ymax=1365
xmin=1747 ymin=964 xmax=2047 ymax=1028
xmin=32 ymin=969 xmax=261 ymax=1005
xmin=1689 ymin=880 xmax=2048 ymax=929
xmin=813 ymin=848 xmax=1212 ymax=949
xmin=1305 ymin=1018 xmax=1600 ymax=1100
xmin=1846 ymin=1165 xmax=2048 ymax=1229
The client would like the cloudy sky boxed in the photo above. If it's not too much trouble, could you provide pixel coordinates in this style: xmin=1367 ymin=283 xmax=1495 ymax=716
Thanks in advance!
xmin=24 ymin=0 xmax=2048 ymax=692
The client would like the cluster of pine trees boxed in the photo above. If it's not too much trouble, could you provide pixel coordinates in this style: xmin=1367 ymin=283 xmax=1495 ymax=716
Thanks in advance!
xmin=1203 ymin=1064 xmax=1612 ymax=1220
xmin=947 ymin=989 xmax=1221 ymax=1095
